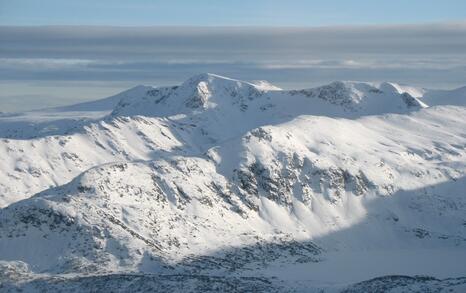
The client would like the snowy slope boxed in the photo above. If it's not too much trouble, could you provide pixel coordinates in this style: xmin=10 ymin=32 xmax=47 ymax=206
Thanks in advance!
xmin=387 ymin=82 xmax=466 ymax=107
xmin=0 ymin=73 xmax=465 ymax=292
xmin=421 ymin=86 xmax=466 ymax=107
xmin=53 ymin=85 xmax=152 ymax=112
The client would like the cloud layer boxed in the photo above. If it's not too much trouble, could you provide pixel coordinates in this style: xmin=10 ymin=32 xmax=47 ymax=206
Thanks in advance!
xmin=1 ymin=23 xmax=466 ymax=111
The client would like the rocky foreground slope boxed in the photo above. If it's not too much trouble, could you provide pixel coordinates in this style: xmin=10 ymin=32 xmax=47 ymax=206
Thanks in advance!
xmin=0 ymin=74 xmax=465 ymax=292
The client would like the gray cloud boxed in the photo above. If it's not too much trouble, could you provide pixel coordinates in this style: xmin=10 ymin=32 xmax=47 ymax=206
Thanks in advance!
xmin=2 ymin=23 xmax=466 ymax=60
xmin=1 ymin=23 xmax=466 ymax=111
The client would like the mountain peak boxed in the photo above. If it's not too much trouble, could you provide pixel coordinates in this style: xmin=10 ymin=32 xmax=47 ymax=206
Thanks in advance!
xmin=179 ymin=73 xmax=275 ymax=91
xmin=181 ymin=73 xmax=230 ymax=84
xmin=111 ymin=73 xmax=274 ymax=116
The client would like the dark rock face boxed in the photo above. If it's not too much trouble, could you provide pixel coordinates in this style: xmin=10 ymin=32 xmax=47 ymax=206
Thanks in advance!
xmin=235 ymin=154 xmax=374 ymax=207
xmin=0 ymin=273 xmax=284 ymax=293
xmin=290 ymin=81 xmax=357 ymax=110
xmin=342 ymin=275 xmax=466 ymax=293
xmin=402 ymin=92 xmax=423 ymax=108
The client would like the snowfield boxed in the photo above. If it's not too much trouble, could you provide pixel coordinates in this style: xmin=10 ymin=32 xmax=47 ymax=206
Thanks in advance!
xmin=0 ymin=73 xmax=465 ymax=292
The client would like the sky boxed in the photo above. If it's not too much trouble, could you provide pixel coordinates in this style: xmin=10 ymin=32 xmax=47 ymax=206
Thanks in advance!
xmin=1 ymin=1 xmax=466 ymax=112
xmin=2 ymin=0 xmax=466 ymax=26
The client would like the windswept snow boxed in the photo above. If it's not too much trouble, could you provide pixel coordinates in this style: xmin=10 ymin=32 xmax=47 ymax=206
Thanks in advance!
xmin=0 ymin=73 xmax=465 ymax=292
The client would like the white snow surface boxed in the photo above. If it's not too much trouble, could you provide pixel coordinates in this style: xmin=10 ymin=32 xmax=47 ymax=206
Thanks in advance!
xmin=0 ymin=73 xmax=465 ymax=292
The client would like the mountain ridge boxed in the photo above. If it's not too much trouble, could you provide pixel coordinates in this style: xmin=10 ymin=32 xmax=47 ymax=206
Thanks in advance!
xmin=0 ymin=73 xmax=465 ymax=292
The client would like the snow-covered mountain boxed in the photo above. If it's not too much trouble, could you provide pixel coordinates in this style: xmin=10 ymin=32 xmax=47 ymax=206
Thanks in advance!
xmin=1 ymin=74 xmax=465 ymax=292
